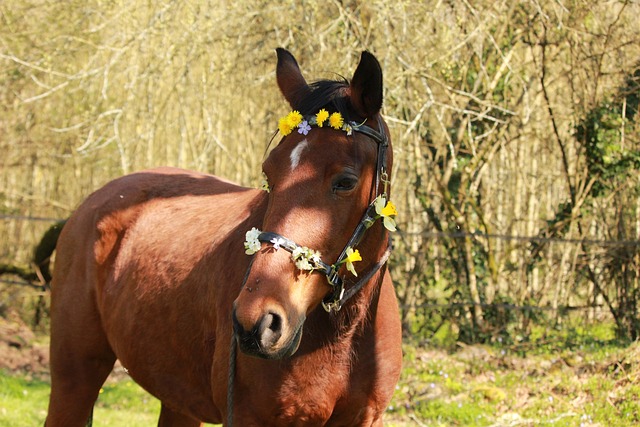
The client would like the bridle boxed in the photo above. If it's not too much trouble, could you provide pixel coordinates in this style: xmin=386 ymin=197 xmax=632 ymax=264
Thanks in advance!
xmin=253 ymin=114 xmax=392 ymax=313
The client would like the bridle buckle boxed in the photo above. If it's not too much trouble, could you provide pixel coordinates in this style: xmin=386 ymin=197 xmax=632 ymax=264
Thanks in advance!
xmin=322 ymin=283 xmax=345 ymax=313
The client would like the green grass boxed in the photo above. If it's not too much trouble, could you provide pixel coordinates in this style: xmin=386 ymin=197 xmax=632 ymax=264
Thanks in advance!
xmin=385 ymin=322 xmax=640 ymax=427
xmin=2 ymin=322 xmax=639 ymax=427
xmin=0 ymin=374 xmax=164 ymax=426
xmin=0 ymin=374 xmax=49 ymax=426
xmin=0 ymin=373 xmax=223 ymax=426
xmin=94 ymin=379 xmax=164 ymax=426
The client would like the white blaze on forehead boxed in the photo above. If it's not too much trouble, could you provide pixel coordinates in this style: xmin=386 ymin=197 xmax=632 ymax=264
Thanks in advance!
xmin=290 ymin=138 xmax=309 ymax=170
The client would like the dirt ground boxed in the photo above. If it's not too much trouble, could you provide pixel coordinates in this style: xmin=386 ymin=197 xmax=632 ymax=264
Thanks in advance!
xmin=0 ymin=310 xmax=49 ymax=379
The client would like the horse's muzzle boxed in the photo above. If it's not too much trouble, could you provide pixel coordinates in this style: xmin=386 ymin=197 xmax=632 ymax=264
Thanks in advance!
xmin=232 ymin=308 xmax=303 ymax=359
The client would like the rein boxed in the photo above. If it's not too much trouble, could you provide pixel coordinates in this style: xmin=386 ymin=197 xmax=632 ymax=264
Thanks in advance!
xmin=226 ymin=331 xmax=237 ymax=427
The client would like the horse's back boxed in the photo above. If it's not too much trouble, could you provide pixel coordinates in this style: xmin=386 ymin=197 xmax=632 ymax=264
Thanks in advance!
xmin=53 ymin=166 xmax=251 ymax=297
xmin=49 ymin=167 xmax=264 ymax=424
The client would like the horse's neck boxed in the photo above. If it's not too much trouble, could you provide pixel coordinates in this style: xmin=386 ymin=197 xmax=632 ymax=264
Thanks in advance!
xmin=337 ymin=269 xmax=384 ymax=334
xmin=333 ymin=227 xmax=388 ymax=332
xmin=304 ymin=263 xmax=386 ymax=356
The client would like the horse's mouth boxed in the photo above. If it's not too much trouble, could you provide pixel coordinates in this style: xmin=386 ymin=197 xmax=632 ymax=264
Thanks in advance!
xmin=233 ymin=316 xmax=304 ymax=360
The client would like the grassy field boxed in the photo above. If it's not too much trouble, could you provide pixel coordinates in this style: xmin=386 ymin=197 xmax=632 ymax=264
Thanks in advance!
xmin=0 ymin=374 xmax=169 ymax=426
xmin=1 ymin=323 xmax=639 ymax=426
xmin=389 ymin=339 xmax=640 ymax=426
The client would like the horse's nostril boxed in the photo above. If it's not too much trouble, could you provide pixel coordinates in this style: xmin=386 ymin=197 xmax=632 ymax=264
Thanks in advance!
xmin=258 ymin=311 xmax=283 ymax=349
xmin=267 ymin=312 xmax=282 ymax=332
xmin=233 ymin=307 xmax=289 ymax=357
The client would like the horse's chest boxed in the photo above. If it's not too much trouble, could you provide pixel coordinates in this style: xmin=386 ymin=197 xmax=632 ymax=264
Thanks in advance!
xmin=267 ymin=395 xmax=358 ymax=426
xmin=257 ymin=368 xmax=373 ymax=426
xmin=273 ymin=395 xmax=370 ymax=426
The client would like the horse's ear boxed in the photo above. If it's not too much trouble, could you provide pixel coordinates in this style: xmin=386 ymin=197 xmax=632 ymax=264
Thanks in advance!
xmin=349 ymin=51 xmax=383 ymax=118
xmin=276 ymin=48 xmax=311 ymax=109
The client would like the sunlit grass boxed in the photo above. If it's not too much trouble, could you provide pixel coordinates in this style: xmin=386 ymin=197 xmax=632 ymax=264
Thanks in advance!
xmin=0 ymin=374 xmax=49 ymax=426
xmin=93 ymin=379 xmax=162 ymax=426
xmin=387 ymin=322 xmax=640 ymax=427
xmin=0 ymin=374 xmax=162 ymax=426
xmin=0 ymin=373 xmax=220 ymax=427
xmin=2 ymin=324 xmax=639 ymax=427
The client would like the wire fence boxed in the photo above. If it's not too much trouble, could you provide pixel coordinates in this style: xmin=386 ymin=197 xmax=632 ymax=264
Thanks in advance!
xmin=399 ymin=301 xmax=605 ymax=313
xmin=404 ymin=230 xmax=640 ymax=247
xmin=2 ymin=213 xmax=638 ymax=314
xmin=3 ymin=213 xmax=639 ymax=246
xmin=0 ymin=214 xmax=62 ymax=223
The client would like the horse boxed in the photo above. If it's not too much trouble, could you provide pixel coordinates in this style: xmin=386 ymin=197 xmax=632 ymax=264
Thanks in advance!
xmin=46 ymin=48 xmax=402 ymax=426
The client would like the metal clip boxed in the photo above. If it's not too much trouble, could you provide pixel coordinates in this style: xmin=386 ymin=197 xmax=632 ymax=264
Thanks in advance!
xmin=380 ymin=168 xmax=390 ymax=196
xmin=322 ymin=284 xmax=345 ymax=313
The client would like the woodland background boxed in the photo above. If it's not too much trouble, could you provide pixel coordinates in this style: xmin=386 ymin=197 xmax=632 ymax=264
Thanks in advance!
xmin=1 ymin=0 xmax=640 ymax=346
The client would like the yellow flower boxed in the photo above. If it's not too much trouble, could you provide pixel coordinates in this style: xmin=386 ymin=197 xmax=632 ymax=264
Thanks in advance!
xmin=279 ymin=116 xmax=293 ymax=135
xmin=381 ymin=200 xmax=398 ymax=217
xmin=328 ymin=112 xmax=344 ymax=130
xmin=316 ymin=109 xmax=329 ymax=127
xmin=374 ymin=196 xmax=398 ymax=232
xmin=343 ymin=247 xmax=362 ymax=276
xmin=287 ymin=110 xmax=303 ymax=127
xmin=279 ymin=111 xmax=303 ymax=135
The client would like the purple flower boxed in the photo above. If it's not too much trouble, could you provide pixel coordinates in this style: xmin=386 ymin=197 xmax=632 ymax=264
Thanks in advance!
xmin=297 ymin=120 xmax=311 ymax=135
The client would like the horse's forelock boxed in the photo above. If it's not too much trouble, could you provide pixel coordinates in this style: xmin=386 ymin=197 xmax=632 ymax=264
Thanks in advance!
xmin=295 ymin=79 xmax=357 ymax=123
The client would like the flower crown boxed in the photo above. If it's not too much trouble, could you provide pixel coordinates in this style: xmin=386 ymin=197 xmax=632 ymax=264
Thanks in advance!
xmin=278 ymin=109 xmax=357 ymax=136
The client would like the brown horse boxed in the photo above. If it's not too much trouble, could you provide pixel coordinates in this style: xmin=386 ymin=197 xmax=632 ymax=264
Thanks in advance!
xmin=46 ymin=48 xmax=402 ymax=426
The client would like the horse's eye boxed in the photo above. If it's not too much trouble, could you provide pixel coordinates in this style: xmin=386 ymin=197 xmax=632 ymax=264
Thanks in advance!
xmin=332 ymin=174 xmax=358 ymax=193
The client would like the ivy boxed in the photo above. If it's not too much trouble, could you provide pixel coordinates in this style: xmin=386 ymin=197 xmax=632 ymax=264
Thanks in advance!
xmin=575 ymin=102 xmax=639 ymax=197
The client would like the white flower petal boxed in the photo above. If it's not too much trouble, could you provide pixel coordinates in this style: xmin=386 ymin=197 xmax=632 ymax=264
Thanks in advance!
xmin=374 ymin=196 xmax=386 ymax=215
xmin=383 ymin=217 xmax=397 ymax=232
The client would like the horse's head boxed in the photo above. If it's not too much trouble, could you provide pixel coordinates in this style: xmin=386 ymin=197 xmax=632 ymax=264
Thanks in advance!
xmin=232 ymin=48 xmax=394 ymax=359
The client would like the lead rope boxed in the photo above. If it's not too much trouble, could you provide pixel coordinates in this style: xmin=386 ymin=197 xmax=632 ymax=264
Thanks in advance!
xmin=226 ymin=332 xmax=237 ymax=427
